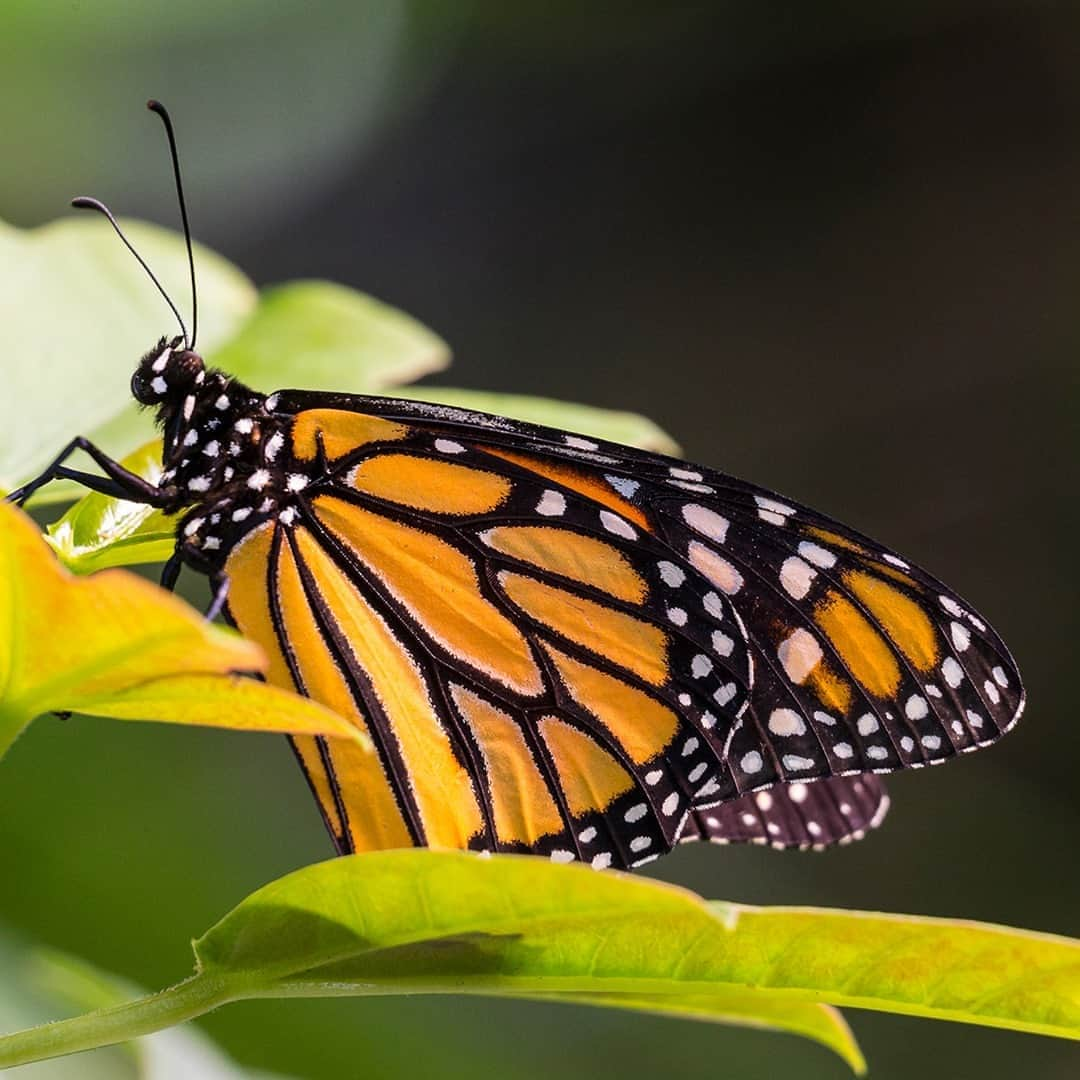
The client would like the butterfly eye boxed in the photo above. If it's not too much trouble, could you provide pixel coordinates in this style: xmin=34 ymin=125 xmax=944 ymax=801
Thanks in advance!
xmin=130 ymin=369 xmax=156 ymax=404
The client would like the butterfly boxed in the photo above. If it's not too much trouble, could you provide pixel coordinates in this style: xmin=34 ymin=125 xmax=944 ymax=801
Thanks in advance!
xmin=10 ymin=103 xmax=1024 ymax=870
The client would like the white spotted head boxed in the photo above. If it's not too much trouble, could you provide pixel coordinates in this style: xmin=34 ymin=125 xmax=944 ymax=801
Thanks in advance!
xmin=131 ymin=336 xmax=205 ymax=406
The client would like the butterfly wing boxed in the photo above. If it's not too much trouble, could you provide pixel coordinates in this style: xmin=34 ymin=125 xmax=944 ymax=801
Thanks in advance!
xmin=680 ymin=775 xmax=889 ymax=850
xmin=225 ymin=408 xmax=759 ymax=867
xmin=226 ymin=392 xmax=1022 ymax=867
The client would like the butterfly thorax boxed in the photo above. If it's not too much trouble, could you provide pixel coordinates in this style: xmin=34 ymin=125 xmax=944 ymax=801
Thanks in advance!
xmin=133 ymin=337 xmax=302 ymax=567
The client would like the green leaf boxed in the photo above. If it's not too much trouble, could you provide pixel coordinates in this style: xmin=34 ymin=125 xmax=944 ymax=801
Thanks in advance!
xmin=45 ymin=440 xmax=177 ymax=572
xmin=0 ymin=500 xmax=366 ymax=758
xmin=0 ymin=216 xmax=256 ymax=498
xmin=6 ymin=850 xmax=1080 ymax=1073
xmin=212 ymin=281 xmax=451 ymax=395
xmin=193 ymin=851 xmax=1080 ymax=1045
xmin=400 ymin=385 xmax=681 ymax=454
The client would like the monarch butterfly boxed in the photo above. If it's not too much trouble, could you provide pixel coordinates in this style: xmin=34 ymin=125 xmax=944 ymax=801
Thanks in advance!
xmin=10 ymin=102 xmax=1024 ymax=870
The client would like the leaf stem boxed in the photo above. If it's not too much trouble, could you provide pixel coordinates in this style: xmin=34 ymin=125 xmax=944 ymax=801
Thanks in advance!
xmin=0 ymin=972 xmax=232 ymax=1069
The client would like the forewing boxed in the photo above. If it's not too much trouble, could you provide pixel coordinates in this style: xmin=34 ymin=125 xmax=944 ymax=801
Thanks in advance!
xmin=225 ymin=405 xmax=765 ymax=868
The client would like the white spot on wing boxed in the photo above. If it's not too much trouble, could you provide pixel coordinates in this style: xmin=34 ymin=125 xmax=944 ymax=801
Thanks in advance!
xmin=600 ymin=511 xmax=637 ymax=539
xmin=657 ymin=560 xmax=685 ymax=587
xmin=779 ymin=557 xmax=816 ymax=599
xmin=797 ymin=541 xmax=836 ymax=569
xmin=755 ymin=495 xmax=794 ymax=516
xmin=714 ymin=682 xmax=738 ymax=707
xmin=682 ymin=504 xmax=729 ymax=543
xmin=536 ymin=490 xmax=566 ymax=517
xmin=768 ymin=708 xmax=805 ymax=737
xmin=606 ymin=475 xmax=639 ymax=498
xmin=942 ymin=657 xmax=964 ymax=688
xmin=905 ymin=695 xmax=929 ymax=720
xmin=689 ymin=543 xmax=743 ymax=595
xmin=777 ymin=628 xmax=822 ymax=684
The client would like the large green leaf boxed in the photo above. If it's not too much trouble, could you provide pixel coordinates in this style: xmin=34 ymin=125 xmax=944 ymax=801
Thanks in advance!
xmin=192 ymin=852 xmax=1080 ymax=1043
xmin=6 ymin=849 xmax=1079 ymax=1071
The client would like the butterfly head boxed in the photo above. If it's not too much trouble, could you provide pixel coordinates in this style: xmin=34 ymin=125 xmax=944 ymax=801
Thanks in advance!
xmin=131 ymin=335 xmax=205 ymax=406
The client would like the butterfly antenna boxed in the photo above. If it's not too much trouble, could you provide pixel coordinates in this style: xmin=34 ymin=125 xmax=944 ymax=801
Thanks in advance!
xmin=71 ymin=196 xmax=190 ymax=346
xmin=146 ymin=99 xmax=198 ymax=349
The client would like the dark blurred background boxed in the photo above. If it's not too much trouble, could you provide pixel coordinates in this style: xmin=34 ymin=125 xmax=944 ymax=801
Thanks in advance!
xmin=1 ymin=3 xmax=1077 ymax=1077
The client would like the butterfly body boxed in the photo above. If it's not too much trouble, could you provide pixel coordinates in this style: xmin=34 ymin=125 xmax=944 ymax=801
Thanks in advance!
xmin=90 ymin=334 xmax=1024 ymax=870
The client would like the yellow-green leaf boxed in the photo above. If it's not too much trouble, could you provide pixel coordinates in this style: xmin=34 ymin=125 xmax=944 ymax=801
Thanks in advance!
xmin=7 ymin=851 xmax=1079 ymax=1074
xmin=0 ymin=500 xmax=363 ymax=756
xmin=45 ymin=440 xmax=179 ymax=573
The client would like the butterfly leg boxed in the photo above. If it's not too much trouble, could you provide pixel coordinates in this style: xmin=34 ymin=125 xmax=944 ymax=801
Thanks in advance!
xmin=205 ymin=572 xmax=230 ymax=622
xmin=6 ymin=437 xmax=168 ymax=507
xmin=161 ymin=549 xmax=228 ymax=624
xmin=159 ymin=550 xmax=183 ymax=593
